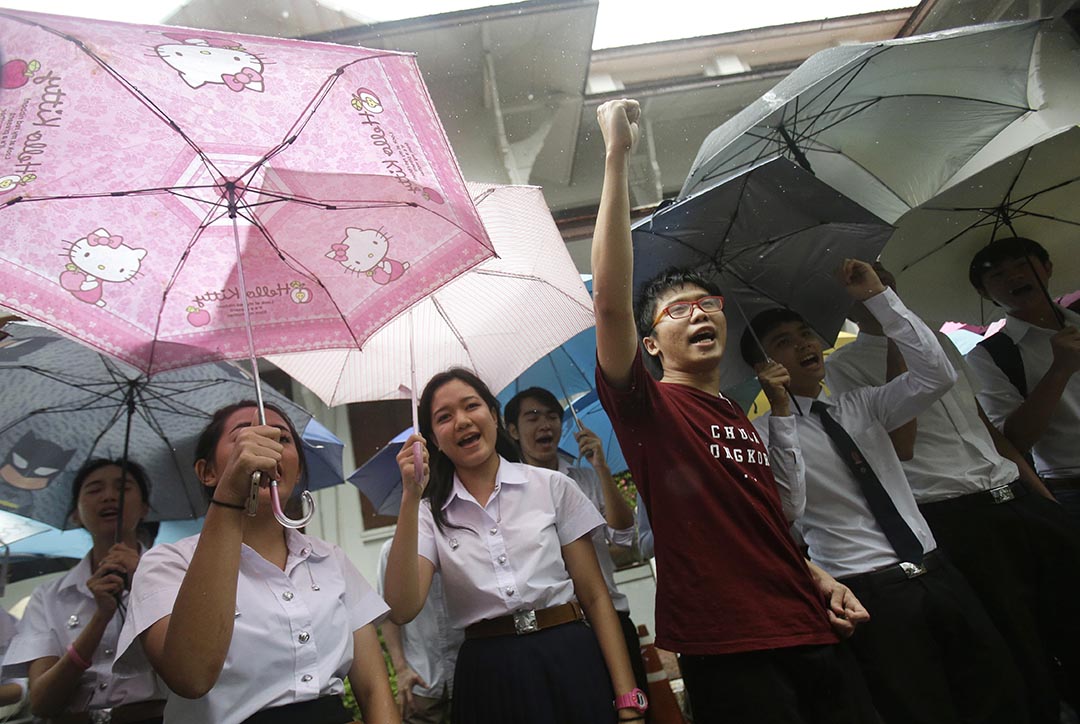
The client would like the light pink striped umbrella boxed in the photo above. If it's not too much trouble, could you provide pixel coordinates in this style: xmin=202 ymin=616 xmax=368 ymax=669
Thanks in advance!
xmin=0 ymin=9 xmax=492 ymax=375
xmin=267 ymin=183 xmax=595 ymax=406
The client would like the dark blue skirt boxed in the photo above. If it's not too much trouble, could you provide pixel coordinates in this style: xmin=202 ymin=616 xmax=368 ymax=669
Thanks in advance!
xmin=452 ymin=620 xmax=616 ymax=724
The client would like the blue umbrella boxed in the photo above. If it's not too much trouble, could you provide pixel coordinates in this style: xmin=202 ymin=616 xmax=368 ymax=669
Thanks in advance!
xmin=348 ymin=427 xmax=413 ymax=517
xmin=0 ymin=323 xmax=348 ymax=529
xmin=496 ymin=280 xmax=596 ymax=407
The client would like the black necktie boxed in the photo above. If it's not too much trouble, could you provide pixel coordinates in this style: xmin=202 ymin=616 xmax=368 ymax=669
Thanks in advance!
xmin=811 ymin=400 xmax=924 ymax=564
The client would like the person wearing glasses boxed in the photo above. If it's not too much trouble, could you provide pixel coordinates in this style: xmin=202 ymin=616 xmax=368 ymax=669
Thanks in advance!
xmin=590 ymin=97 xmax=876 ymax=722
xmin=503 ymin=387 xmax=648 ymax=699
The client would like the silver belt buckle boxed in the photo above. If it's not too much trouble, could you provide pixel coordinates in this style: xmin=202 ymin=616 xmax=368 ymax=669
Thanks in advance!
xmin=990 ymin=485 xmax=1015 ymax=504
xmin=513 ymin=609 xmax=538 ymax=635
xmin=90 ymin=710 xmax=112 ymax=724
xmin=899 ymin=561 xmax=927 ymax=579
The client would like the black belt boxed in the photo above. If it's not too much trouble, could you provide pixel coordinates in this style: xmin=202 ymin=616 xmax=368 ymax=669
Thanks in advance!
xmin=918 ymin=480 xmax=1026 ymax=516
xmin=240 ymin=695 xmax=352 ymax=724
xmin=839 ymin=549 xmax=944 ymax=589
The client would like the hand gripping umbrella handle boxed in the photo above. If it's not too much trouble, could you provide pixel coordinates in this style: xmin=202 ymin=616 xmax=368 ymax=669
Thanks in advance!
xmin=269 ymin=478 xmax=315 ymax=529
xmin=246 ymin=472 xmax=261 ymax=516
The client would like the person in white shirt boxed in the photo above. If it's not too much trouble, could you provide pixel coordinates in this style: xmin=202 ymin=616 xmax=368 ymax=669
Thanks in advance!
xmin=747 ymin=259 xmax=1026 ymax=724
xmin=828 ymin=270 xmax=1080 ymax=724
xmin=383 ymin=368 xmax=643 ymax=724
xmin=4 ymin=458 xmax=166 ymax=723
xmin=0 ymin=608 xmax=27 ymax=717
xmin=116 ymin=402 xmax=396 ymax=724
xmin=965 ymin=236 xmax=1080 ymax=526
xmin=503 ymin=387 xmax=648 ymax=697
xmin=377 ymin=538 xmax=462 ymax=724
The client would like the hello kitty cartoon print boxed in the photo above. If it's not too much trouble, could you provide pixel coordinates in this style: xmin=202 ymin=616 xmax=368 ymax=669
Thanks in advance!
xmin=327 ymin=228 xmax=410 ymax=285
xmin=155 ymin=33 xmax=265 ymax=92
xmin=59 ymin=228 xmax=146 ymax=307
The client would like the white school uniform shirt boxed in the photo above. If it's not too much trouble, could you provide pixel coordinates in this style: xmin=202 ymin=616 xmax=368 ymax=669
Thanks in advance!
xmin=376 ymin=539 xmax=462 ymax=699
xmin=417 ymin=457 xmax=605 ymax=630
xmin=116 ymin=530 xmax=388 ymax=724
xmin=826 ymin=331 xmax=1020 ymax=503
xmin=3 ymin=551 xmax=165 ymax=713
xmin=0 ymin=607 xmax=28 ymax=710
xmin=755 ymin=289 xmax=955 ymax=579
xmin=966 ymin=306 xmax=1080 ymax=480
xmin=558 ymin=457 xmax=633 ymax=614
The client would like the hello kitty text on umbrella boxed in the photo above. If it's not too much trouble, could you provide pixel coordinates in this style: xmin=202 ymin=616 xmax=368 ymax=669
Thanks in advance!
xmin=0 ymin=10 xmax=493 ymax=526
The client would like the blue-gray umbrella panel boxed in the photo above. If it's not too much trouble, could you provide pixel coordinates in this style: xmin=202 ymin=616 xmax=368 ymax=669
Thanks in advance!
xmin=632 ymin=156 xmax=893 ymax=391
xmin=0 ymin=324 xmax=344 ymax=529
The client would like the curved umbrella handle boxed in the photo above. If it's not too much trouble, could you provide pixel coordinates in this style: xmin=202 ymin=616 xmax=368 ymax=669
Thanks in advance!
xmin=269 ymin=479 xmax=315 ymax=529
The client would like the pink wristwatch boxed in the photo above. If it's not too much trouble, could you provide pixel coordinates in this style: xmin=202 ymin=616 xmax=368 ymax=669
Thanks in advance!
xmin=614 ymin=687 xmax=649 ymax=713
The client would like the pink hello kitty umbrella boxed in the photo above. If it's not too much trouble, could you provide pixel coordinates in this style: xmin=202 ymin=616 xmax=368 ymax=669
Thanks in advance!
xmin=0 ymin=10 xmax=493 ymax=526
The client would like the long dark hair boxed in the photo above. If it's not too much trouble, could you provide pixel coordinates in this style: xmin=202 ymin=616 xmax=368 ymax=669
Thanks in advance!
xmin=193 ymin=401 xmax=308 ymax=501
xmin=417 ymin=368 xmax=520 ymax=534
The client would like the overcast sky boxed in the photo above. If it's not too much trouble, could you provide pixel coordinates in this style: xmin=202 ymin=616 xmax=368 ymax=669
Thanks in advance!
xmin=0 ymin=0 xmax=912 ymax=47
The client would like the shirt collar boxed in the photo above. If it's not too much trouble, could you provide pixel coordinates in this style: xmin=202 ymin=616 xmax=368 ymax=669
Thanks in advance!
xmin=442 ymin=456 xmax=527 ymax=511
xmin=285 ymin=528 xmax=331 ymax=561
xmin=59 ymin=552 xmax=94 ymax=594
xmin=1005 ymin=305 xmax=1079 ymax=343
xmin=792 ymin=387 xmax=831 ymax=416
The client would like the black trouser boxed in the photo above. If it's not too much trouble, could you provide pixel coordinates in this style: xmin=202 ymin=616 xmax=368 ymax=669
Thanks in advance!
xmin=240 ymin=695 xmax=352 ymax=724
xmin=841 ymin=552 xmax=1029 ymax=724
xmin=680 ymin=642 xmax=879 ymax=724
xmin=920 ymin=483 xmax=1080 ymax=722
xmin=617 ymin=610 xmax=650 ymax=704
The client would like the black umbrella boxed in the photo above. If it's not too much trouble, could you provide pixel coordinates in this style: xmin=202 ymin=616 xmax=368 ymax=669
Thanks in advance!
xmin=632 ymin=156 xmax=893 ymax=390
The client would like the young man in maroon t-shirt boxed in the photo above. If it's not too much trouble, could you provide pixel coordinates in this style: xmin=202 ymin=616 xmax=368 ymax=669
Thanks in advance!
xmin=592 ymin=98 xmax=876 ymax=722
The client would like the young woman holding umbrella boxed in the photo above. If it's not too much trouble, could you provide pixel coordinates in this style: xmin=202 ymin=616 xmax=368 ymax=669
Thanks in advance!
xmin=116 ymin=402 xmax=397 ymax=724
xmin=4 ymin=457 xmax=167 ymax=722
xmin=384 ymin=368 xmax=645 ymax=724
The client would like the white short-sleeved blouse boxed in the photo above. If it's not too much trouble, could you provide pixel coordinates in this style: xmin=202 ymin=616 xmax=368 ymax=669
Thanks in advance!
xmin=116 ymin=530 xmax=388 ymax=724
xmin=417 ymin=457 xmax=604 ymax=629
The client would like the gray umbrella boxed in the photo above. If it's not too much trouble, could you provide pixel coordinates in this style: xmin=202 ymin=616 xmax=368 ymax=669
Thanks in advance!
xmin=0 ymin=323 xmax=343 ymax=530
xmin=632 ymin=156 xmax=893 ymax=391
xmin=680 ymin=20 xmax=1060 ymax=224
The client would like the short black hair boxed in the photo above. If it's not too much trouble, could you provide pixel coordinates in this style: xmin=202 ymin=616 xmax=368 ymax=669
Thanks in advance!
xmin=504 ymin=387 xmax=564 ymax=429
xmin=634 ymin=267 xmax=723 ymax=342
xmin=969 ymin=237 xmax=1050 ymax=292
xmin=740 ymin=307 xmax=808 ymax=367
xmin=68 ymin=457 xmax=151 ymax=520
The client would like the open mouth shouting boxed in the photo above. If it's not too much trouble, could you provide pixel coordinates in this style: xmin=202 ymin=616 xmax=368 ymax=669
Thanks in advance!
xmin=689 ymin=327 xmax=717 ymax=347
xmin=798 ymin=351 xmax=822 ymax=370
xmin=457 ymin=431 xmax=482 ymax=449
xmin=98 ymin=505 xmax=120 ymax=521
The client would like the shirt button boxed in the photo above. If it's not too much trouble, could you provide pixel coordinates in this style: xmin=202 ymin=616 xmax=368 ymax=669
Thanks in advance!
xmin=301 ymin=674 xmax=313 ymax=683
xmin=298 ymin=632 xmax=310 ymax=644
xmin=99 ymin=682 xmax=108 ymax=690
xmin=505 ymin=586 xmax=515 ymax=596
xmin=282 ymin=591 xmax=294 ymax=601
xmin=497 ymin=555 xmax=507 ymax=564
xmin=489 ymin=526 xmax=498 ymax=535
xmin=104 ymin=648 xmax=113 ymax=656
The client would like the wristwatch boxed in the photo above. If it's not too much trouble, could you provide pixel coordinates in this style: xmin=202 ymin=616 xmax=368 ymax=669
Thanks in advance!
xmin=614 ymin=687 xmax=649 ymax=713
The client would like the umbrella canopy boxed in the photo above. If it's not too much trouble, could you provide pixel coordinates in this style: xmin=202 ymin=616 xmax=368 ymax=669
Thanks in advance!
xmin=267 ymin=182 xmax=594 ymax=404
xmin=883 ymin=125 xmax=1080 ymax=327
xmin=0 ymin=323 xmax=346 ymax=529
xmin=347 ymin=427 xmax=413 ymax=517
xmin=0 ymin=9 xmax=492 ymax=375
xmin=495 ymin=279 xmax=596 ymax=407
xmin=632 ymin=156 xmax=893 ymax=390
xmin=680 ymin=20 xmax=1060 ymax=224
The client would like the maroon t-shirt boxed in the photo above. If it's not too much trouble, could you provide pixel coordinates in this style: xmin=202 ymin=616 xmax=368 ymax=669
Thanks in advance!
xmin=598 ymin=350 xmax=836 ymax=655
